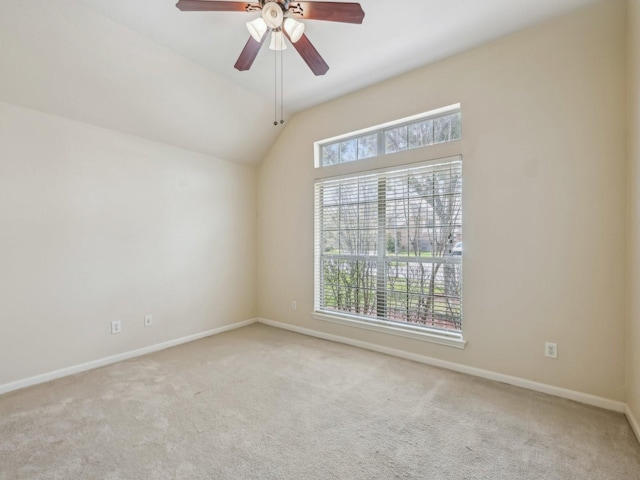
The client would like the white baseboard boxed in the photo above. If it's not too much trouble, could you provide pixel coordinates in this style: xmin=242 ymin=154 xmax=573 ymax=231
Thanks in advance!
xmin=0 ymin=318 xmax=258 ymax=396
xmin=626 ymin=405 xmax=640 ymax=444
xmin=257 ymin=317 xmax=627 ymax=414
xmin=4 ymin=315 xmax=636 ymax=444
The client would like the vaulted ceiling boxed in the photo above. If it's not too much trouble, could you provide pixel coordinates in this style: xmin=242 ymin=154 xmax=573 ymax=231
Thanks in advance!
xmin=0 ymin=0 xmax=598 ymax=165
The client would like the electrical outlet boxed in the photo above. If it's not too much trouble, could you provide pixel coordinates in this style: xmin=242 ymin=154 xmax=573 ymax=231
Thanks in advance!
xmin=545 ymin=342 xmax=558 ymax=359
xmin=144 ymin=314 xmax=153 ymax=327
xmin=111 ymin=320 xmax=122 ymax=335
xmin=291 ymin=301 xmax=297 ymax=311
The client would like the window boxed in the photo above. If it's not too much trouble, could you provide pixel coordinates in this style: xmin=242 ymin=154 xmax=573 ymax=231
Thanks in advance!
xmin=319 ymin=109 xmax=461 ymax=167
xmin=314 ymin=158 xmax=463 ymax=344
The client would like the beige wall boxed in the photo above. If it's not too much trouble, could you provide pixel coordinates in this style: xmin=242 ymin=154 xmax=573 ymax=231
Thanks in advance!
xmin=257 ymin=0 xmax=628 ymax=401
xmin=628 ymin=0 xmax=640 ymax=424
xmin=0 ymin=102 xmax=257 ymax=386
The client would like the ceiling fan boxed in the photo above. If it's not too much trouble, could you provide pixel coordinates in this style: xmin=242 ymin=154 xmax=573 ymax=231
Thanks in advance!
xmin=175 ymin=0 xmax=365 ymax=76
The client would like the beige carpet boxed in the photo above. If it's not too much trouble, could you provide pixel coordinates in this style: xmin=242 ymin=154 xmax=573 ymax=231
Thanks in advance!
xmin=1 ymin=324 xmax=639 ymax=480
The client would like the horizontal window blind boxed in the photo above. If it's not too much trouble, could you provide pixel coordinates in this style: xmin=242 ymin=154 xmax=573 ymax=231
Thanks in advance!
xmin=314 ymin=158 xmax=463 ymax=334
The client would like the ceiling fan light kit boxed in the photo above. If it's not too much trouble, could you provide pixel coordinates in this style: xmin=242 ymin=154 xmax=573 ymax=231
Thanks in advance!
xmin=247 ymin=17 xmax=268 ymax=42
xmin=269 ymin=30 xmax=287 ymax=51
xmin=283 ymin=17 xmax=305 ymax=43
xmin=246 ymin=7 xmax=303 ymax=47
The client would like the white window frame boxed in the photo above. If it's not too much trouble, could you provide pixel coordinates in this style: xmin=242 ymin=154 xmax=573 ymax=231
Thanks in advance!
xmin=313 ymin=156 xmax=465 ymax=349
xmin=315 ymin=104 xmax=461 ymax=168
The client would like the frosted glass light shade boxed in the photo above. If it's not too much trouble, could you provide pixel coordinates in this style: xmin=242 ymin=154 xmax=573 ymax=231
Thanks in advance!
xmin=269 ymin=30 xmax=287 ymax=51
xmin=262 ymin=2 xmax=283 ymax=29
xmin=283 ymin=18 xmax=305 ymax=43
xmin=246 ymin=17 xmax=268 ymax=42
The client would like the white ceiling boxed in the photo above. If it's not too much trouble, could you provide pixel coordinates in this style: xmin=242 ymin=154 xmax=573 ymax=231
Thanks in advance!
xmin=0 ymin=0 xmax=599 ymax=165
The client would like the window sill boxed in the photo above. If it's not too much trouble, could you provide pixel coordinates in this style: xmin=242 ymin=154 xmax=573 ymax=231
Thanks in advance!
xmin=313 ymin=311 xmax=466 ymax=349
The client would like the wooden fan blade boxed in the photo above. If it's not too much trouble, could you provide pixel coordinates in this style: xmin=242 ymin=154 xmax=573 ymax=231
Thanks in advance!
xmin=290 ymin=2 xmax=365 ymax=24
xmin=234 ymin=35 xmax=267 ymax=71
xmin=175 ymin=0 xmax=255 ymax=12
xmin=284 ymin=32 xmax=329 ymax=76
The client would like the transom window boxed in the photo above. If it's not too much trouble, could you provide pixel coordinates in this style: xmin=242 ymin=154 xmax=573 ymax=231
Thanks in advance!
xmin=319 ymin=108 xmax=461 ymax=167
xmin=314 ymin=158 xmax=463 ymax=341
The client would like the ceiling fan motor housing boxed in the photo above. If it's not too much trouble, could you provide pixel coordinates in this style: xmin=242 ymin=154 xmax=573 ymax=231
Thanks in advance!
xmin=261 ymin=0 xmax=290 ymax=8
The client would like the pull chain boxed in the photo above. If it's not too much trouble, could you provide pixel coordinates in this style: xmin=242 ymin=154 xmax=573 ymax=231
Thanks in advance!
xmin=272 ymin=30 xmax=285 ymax=126
xmin=273 ymin=36 xmax=278 ymax=126
xmin=280 ymin=43 xmax=284 ymax=125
